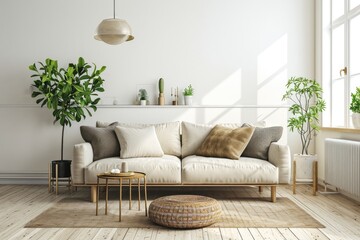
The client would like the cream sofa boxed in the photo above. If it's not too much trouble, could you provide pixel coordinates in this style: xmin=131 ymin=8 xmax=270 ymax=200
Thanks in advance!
xmin=72 ymin=121 xmax=291 ymax=202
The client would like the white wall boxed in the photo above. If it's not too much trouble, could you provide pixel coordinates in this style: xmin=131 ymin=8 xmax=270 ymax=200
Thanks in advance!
xmin=0 ymin=0 xmax=315 ymax=182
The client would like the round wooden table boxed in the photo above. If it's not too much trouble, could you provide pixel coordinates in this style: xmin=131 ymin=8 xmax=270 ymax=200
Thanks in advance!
xmin=96 ymin=171 xmax=148 ymax=222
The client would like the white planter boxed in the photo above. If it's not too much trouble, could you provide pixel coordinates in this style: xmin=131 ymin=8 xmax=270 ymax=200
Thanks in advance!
xmin=352 ymin=113 xmax=360 ymax=128
xmin=140 ymin=100 xmax=147 ymax=106
xmin=293 ymin=154 xmax=317 ymax=182
xmin=184 ymin=95 xmax=193 ymax=105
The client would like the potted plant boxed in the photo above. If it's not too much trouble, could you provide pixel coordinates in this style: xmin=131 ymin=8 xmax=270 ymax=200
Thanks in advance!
xmin=282 ymin=77 xmax=326 ymax=180
xmin=138 ymin=89 xmax=148 ymax=105
xmin=158 ymin=78 xmax=165 ymax=105
xmin=183 ymin=84 xmax=194 ymax=105
xmin=30 ymin=57 xmax=106 ymax=178
xmin=350 ymin=87 xmax=360 ymax=128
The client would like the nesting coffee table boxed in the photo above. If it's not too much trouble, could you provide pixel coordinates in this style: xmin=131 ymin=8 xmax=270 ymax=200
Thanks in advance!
xmin=96 ymin=171 xmax=148 ymax=222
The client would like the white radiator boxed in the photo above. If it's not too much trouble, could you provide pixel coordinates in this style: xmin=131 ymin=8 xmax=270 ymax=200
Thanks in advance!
xmin=325 ymin=138 xmax=360 ymax=199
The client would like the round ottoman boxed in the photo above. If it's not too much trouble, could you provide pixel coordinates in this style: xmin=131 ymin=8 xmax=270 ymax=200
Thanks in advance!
xmin=149 ymin=195 xmax=222 ymax=229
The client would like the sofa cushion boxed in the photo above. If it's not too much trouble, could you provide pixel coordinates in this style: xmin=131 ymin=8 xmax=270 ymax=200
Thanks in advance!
xmin=181 ymin=121 xmax=266 ymax=157
xmin=80 ymin=122 xmax=119 ymax=161
xmin=97 ymin=121 xmax=181 ymax=157
xmin=242 ymin=124 xmax=283 ymax=160
xmin=115 ymin=126 xmax=164 ymax=158
xmin=182 ymin=155 xmax=278 ymax=184
xmin=196 ymin=125 xmax=255 ymax=159
xmin=85 ymin=155 xmax=182 ymax=184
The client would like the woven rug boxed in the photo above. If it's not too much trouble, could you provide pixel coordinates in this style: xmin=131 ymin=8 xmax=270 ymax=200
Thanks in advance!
xmin=25 ymin=197 xmax=324 ymax=228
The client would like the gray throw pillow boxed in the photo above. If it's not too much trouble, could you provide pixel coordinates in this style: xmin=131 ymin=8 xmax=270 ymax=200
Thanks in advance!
xmin=241 ymin=124 xmax=283 ymax=160
xmin=80 ymin=122 xmax=119 ymax=161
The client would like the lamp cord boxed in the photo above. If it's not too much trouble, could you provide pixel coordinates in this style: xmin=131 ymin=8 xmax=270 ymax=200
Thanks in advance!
xmin=113 ymin=0 xmax=115 ymax=19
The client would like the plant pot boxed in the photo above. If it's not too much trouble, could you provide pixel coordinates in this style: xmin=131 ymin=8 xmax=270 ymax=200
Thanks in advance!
xmin=140 ymin=100 xmax=147 ymax=106
xmin=184 ymin=95 xmax=193 ymax=105
xmin=293 ymin=154 xmax=317 ymax=182
xmin=352 ymin=113 xmax=360 ymax=128
xmin=158 ymin=93 xmax=165 ymax=105
xmin=51 ymin=160 xmax=71 ymax=178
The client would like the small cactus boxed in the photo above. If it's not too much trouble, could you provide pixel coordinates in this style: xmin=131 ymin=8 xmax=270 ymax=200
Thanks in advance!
xmin=159 ymin=78 xmax=164 ymax=93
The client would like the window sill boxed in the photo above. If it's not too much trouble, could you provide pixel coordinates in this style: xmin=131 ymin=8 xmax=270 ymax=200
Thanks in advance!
xmin=320 ymin=127 xmax=360 ymax=134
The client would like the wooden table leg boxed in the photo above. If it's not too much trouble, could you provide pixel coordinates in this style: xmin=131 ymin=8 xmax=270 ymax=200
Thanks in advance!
xmin=119 ymin=178 xmax=122 ymax=222
xmin=96 ymin=178 xmax=99 ymax=216
xmin=138 ymin=178 xmax=140 ymax=211
xmin=313 ymin=161 xmax=318 ymax=196
xmin=55 ymin=163 xmax=58 ymax=195
xmin=258 ymin=186 xmax=263 ymax=193
xmin=48 ymin=162 xmax=51 ymax=193
xmin=292 ymin=160 xmax=296 ymax=194
xmin=129 ymin=179 xmax=132 ymax=210
xmin=105 ymin=179 xmax=108 ymax=215
xmin=144 ymin=176 xmax=148 ymax=216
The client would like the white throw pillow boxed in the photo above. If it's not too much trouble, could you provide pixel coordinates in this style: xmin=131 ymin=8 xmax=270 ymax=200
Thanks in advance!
xmin=115 ymin=126 xmax=164 ymax=159
xmin=97 ymin=121 xmax=181 ymax=157
xmin=181 ymin=121 xmax=266 ymax=157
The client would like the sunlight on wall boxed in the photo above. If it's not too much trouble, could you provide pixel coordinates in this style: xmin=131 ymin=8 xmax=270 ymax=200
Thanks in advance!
xmin=257 ymin=34 xmax=288 ymax=106
xmin=201 ymin=68 xmax=242 ymax=105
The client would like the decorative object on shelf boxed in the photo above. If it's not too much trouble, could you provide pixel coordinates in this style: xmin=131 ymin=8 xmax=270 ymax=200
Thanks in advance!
xmin=183 ymin=84 xmax=194 ymax=105
xmin=350 ymin=87 xmax=360 ymax=128
xmin=30 ymin=57 xmax=106 ymax=183
xmin=94 ymin=0 xmax=134 ymax=45
xmin=282 ymin=77 xmax=325 ymax=189
xmin=171 ymin=87 xmax=179 ymax=105
xmin=158 ymin=78 xmax=165 ymax=105
xmin=138 ymin=89 xmax=148 ymax=105
xmin=111 ymin=168 xmax=121 ymax=174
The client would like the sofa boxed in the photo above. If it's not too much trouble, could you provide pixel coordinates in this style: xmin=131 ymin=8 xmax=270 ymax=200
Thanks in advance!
xmin=72 ymin=121 xmax=291 ymax=202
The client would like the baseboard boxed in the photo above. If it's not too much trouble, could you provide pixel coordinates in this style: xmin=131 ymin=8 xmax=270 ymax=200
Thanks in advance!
xmin=0 ymin=173 xmax=48 ymax=185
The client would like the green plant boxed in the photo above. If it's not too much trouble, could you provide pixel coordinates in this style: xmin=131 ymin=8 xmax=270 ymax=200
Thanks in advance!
xmin=350 ymin=87 xmax=360 ymax=114
xmin=30 ymin=57 xmax=106 ymax=161
xmin=183 ymin=84 xmax=194 ymax=96
xmin=138 ymin=89 xmax=148 ymax=100
xmin=158 ymin=78 xmax=164 ymax=93
xmin=282 ymin=77 xmax=326 ymax=155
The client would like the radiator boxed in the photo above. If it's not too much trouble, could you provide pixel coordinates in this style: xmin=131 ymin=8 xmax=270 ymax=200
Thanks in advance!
xmin=325 ymin=138 xmax=360 ymax=199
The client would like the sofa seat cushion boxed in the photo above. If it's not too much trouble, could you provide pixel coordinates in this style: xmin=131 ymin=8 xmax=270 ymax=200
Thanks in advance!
xmin=85 ymin=155 xmax=181 ymax=184
xmin=182 ymin=155 xmax=278 ymax=184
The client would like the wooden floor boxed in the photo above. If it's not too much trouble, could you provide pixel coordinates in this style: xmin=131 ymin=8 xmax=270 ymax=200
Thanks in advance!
xmin=0 ymin=184 xmax=359 ymax=240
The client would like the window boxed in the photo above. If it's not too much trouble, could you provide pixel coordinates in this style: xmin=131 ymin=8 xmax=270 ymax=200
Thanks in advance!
xmin=322 ymin=0 xmax=360 ymax=127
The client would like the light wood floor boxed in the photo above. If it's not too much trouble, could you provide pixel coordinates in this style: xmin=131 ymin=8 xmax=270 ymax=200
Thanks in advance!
xmin=0 ymin=184 xmax=359 ymax=240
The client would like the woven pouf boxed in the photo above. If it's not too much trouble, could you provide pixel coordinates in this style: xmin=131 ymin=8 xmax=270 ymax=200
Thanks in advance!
xmin=149 ymin=195 xmax=222 ymax=229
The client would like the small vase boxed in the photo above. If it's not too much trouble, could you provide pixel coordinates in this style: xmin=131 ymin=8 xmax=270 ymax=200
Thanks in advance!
xmin=158 ymin=93 xmax=165 ymax=105
xmin=140 ymin=100 xmax=147 ymax=106
xmin=184 ymin=95 xmax=193 ymax=105
xmin=352 ymin=113 xmax=360 ymax=128
xmin=121 ymin=162 xmax=128 ymax=173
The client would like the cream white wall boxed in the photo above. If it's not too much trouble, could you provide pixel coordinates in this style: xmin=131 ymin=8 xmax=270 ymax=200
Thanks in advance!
xmin=0 ymin=0 xmax=315 ymax=182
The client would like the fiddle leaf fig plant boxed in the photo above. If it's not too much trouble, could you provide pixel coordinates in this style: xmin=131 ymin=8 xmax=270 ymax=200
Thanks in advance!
xmin=29 ymin=57 xmax=106 ymax=160
xmin=282 ymin=77 xmax=326 ymax=155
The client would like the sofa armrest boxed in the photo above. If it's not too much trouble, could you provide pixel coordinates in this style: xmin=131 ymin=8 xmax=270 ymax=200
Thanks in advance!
xmin=72 ymin=143 xmax=93 ymax=185
xmin=268 ymin=142 xmax=291 ymax=184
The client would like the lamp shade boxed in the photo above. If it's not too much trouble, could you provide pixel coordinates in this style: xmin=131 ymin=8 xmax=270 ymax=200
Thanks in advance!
xmin=94 ymin=18 xmax=134 ymax=45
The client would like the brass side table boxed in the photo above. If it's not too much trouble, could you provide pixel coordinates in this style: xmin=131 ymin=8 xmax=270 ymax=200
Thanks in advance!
xmin=292 ymin=160 xmax=318 ymax=195
xmin=96 ymin=172 xmax=148 ymax=222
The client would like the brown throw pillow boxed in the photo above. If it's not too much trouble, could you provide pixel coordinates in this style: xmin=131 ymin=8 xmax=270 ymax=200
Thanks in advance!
xmin=195 ymin=125 xmax=255 ymax=160
xmin=241 ymin=123 xmax=283 ymax=160
xmin=80 ymin=122 xmax=119 ymax=161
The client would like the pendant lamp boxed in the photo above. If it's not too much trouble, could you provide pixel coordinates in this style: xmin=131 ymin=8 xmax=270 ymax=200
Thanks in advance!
xmin=94 ymin=0 xmax=134 ymax=45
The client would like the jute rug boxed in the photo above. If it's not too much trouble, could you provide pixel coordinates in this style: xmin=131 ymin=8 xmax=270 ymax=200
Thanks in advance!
xmin=25 ymin=197 xmax=324 ymax=228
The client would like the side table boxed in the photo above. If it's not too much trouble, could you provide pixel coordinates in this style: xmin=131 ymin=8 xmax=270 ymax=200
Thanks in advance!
xmin=96 ymin=171 xmax=148 ymax=222
xmin=292 ymin=160 xmax=318 ymax=195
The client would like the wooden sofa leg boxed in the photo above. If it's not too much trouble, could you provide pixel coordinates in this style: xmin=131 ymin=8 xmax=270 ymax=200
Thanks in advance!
xmin=271 ymin=186 xmax=276 ymax=203
xmin=91 ymin=186 xmax=97 ymax=203
xmin=258 ymin=186 xmax=263 ymax=193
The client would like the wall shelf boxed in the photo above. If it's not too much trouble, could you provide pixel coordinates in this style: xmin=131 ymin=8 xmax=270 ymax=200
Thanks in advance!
xmin=0 ymin=104 xmax=289 ymax=109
